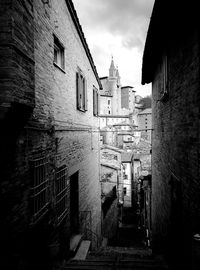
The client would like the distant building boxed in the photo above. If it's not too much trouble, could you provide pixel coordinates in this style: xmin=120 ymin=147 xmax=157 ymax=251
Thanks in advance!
xmin=142 ymin=0 xmax=199 ymax=268
xmin=137 ymin=108 xmax=152 ymax=142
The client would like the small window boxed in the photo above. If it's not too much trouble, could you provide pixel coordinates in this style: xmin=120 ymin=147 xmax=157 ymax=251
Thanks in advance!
xmin=123 ymin=187 xmax=127 ymax=195
xmin=76 ymin=68 xmax=87 ymax=112
xmin=53 ymin=35 xmax=65 ymax=70
xmin=108 ymin=100 xmax=110 ymax=105
xmin=160 ymin=54 xmax=169 ymax=102
xmin=30 ymin=156 xmax=49 ymax=223
xmin=93 ymin=86 xmax=99 ymax=116
xmin=55 ymin=166 xmax=68 ymax=222
xmin=108 ymin=110 xmax=111 ymax=115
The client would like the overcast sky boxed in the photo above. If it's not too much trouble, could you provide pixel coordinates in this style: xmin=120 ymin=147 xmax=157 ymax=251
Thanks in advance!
xmin=73 ymin=0 xmax=155 ymax=97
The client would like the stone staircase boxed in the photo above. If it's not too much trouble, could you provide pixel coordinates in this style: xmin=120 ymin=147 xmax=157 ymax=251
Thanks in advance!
xmin=63 ymin=245 xmax=169 ymax=270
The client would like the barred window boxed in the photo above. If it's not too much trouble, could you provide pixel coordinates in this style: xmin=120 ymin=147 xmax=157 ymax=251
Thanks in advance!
xmin=55 ymin=166 xmax=68 ymax=222
xmin=30 ymin=156 xmax=49 ymax=223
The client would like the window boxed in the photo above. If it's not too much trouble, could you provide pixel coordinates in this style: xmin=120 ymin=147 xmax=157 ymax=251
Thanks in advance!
xmin=160 ymin=54 xmax=169 ymax=102
xmin=93 ymin=86 xmax=99 ymax=116
xmin=53 ymin=35 xmax=65 ymax=70
xmin=108 ymin=100 xmax=110 ymax=105
xmin=55 ymin=166 xmax=68 ymax=222
xmin=123 ymin=187 xmax=127 ymax=195
xmin=30 ymin=156 xmax=49 ymax=223
xmin=76 ymin=68 xmax=88 ymax=111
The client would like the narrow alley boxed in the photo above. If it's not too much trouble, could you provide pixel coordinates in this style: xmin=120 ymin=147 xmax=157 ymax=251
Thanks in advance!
xmin=64 ymin=205 xmax=168 ymax=270
xmin=0 ymin=1 xmax=200 ymax=270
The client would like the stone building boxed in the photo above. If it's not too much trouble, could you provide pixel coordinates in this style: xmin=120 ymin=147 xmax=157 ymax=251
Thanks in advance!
xmin=142 ymin=0 xmax=200 ymax=268
xmin=0 ymin=0 xmax=102 ymax=269
xmin=99 ymin=58 xmax=135 ymax=122
xmin=137 ymin=108 xmax=152 ymax=142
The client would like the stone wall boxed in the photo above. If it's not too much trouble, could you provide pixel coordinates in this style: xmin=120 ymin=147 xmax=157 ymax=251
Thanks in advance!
xmin=0 ymin=0 xmax=102 ymax=269
xmin=152 ymin=23 xmax=200 ymax=267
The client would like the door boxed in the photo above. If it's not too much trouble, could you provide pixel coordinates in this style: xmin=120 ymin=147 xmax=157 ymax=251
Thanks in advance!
xmin=70 ymin=171 xmax=79 ymax=234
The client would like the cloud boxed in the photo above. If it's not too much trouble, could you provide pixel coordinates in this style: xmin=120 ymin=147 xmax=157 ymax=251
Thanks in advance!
xmin=72 ymin=0 xmax=154 ymax=97
xmin=75 ymin=0 xmax=154 ymax=51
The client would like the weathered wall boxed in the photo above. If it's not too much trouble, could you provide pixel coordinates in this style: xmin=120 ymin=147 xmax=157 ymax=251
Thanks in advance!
xmin=0 ymin=0 xmax=102 ymax=269
xmin=152 ymin=24 xmax=200 ymax=267
xmin=0 ymin=0 xmax=35 ymax=110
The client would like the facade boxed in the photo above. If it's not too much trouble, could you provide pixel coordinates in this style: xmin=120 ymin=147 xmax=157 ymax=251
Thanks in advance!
xmin=0 ymin=0 xmax=102 ymax=269
xmin=137 ymin=108 xmax=152 ymax=142
xmin=99 ymin=58 xmax=135 ymax=128
xmin=142 ymin=0 xmax=200 ymax=269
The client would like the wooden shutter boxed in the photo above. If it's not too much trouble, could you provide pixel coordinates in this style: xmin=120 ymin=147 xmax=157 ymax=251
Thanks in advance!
xmin=84 ymin=78 xmax=88 ymax=111
xmin=77 ymin=71 xmax=83 ymax=109
xmin=93 ymin=87 xmax=98 ymax=116
xmin=97 ymin=91 xmax=99 ymax=116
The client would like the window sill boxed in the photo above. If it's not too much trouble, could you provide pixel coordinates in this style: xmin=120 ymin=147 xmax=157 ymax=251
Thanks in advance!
xmin=77 ymin=108 xmax=87 ymax=113
xmin=53 ymin=62 xmax=66 ymax=73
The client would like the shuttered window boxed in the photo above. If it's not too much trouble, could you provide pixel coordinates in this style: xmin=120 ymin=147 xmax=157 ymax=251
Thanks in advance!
xmin=93 ymin=86 xmax=99 ymax=116
xmin=76 ymin=69 xmax=88 ymax=111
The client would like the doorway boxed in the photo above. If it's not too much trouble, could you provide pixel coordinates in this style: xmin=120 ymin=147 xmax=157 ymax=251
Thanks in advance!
xmin=70 ymin=171 xmax=79 ymax=234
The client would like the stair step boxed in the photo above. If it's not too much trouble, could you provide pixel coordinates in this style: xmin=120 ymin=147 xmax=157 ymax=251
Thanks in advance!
xmin=64 ymin=267 xmax=112 ymax=270
xmin=70 ymin=234 xmax=83 ymax=253
xmin=71 ymin=240 xmax=91 ymax=261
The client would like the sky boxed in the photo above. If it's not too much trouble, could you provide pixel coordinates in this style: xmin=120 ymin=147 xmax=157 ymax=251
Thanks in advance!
xmin=73 ymin=0 xmax=155 ymax=97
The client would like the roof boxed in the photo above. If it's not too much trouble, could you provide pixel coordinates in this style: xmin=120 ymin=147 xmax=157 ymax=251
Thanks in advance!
xmin=100 ymin=94 xmax=113 ymax=97
xmin=101 ymin=163 xmax=120 ymax=171
xmin=121 ymin=152 xmax=133 ymax=163
xmin=101 ymin=144 xmax=125 ymax=153
xmin=66 ymin=0 xmax=102 ymax=89
xmin=138 ymin=108 xmax=152 ymax=115
xmin=141 ymin=0 xmax=198 ymax=85
xmin=121 ymin=86 xmax=134 ymax=90
xmin=99 ymin=115 xmax=129 ymax=118
xmin=113 ymin=123 xmax=137 ymax=127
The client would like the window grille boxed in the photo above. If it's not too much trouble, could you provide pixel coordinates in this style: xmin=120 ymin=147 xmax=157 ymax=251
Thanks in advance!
xmin=30 ymin=156 xmax=49 ymax=223
xmin=55 ymin=166 xmax=68 ymax=222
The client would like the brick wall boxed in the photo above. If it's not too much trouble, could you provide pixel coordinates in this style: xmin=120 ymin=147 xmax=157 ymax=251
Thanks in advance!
xmin=0 ymin=0 xmax=102 ymax=269
xmin=152 ymin=24 xmax=200 ymax=267
xmin=0 ymin=0 xmax=35 ymax=112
